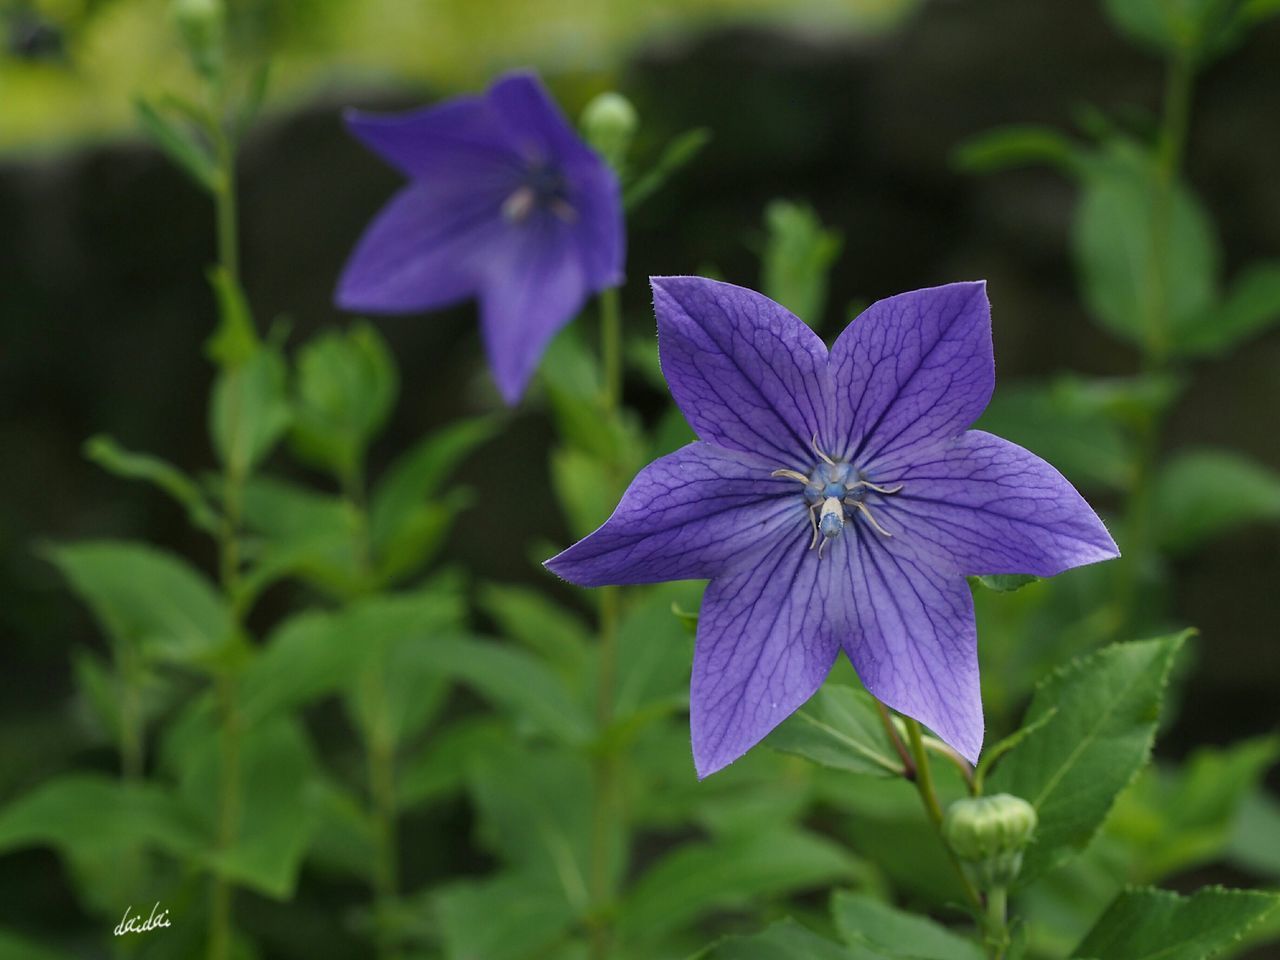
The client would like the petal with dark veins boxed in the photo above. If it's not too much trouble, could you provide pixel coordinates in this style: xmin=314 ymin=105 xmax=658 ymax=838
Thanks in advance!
xmin=545 ymin=442 xmax=802 ymax=587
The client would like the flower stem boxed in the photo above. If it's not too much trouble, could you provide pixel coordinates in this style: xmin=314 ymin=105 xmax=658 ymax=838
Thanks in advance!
xmin=207 ymin=104 xmax=247 ymax=960
xmin=599 ymin=286 xmax=623 ymax=412
xmin=903 ymin=718 xmax=984 ymax=915
xmin=343 ymin=470 xmax=401 ymax=960
xmin=1115 ymin=49 xmax=1196 ymax=635
xmin=875 ymin=700 xmax=915 ymax=778
xmin=985 ymin=885 xmax=1009 ymax=960
xmin=588 ymin=286 xmax=625 ymax=960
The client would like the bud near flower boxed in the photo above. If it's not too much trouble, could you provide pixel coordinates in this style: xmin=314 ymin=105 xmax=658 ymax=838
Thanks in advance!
xmin=942 ymin=793 xmax=1037 ymax=889
xmin=172 ymin=0 xmax=225 ymax=82
xmin=581 ymin=91 xmax=638 ymax=174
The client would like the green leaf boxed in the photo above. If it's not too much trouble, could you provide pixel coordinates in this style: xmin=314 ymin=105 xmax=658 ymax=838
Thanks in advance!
xmin=613 ymin=583 xmax=699 ymax=721
xmin=1072 ymin=143 xmax=1220 ymax=349
xmin=302 ymin=775 xmax=377 ymax=879
xmin=238 ymin=476 xmax=362 ymax=600
xmin=976 ymin=381 xmax=1134 ymax=491
xmin=46 ymin=541 xmax=233 ymax=668
xmin=988 ymin=633 xmax=1189 ymax=881
xmin=433 ymin=870 xmax=577 ymax=960
xmin=165 ymin=712 xmax=321 ymax=899
xmin=210 ymin=344 xmax=291 ymax=475
xmin=477 ymin=582 xmax=591 ymax=679
xmin=205 ymin=266 xmax=259 ymax=367
xmin=290 ymin=322 xmax=398 ymax=480
xmin=952 ymin=124 xmax=1081 ymax=174
xmin=1109 ymin=736 xmax=1280 ymax=881
xmin=342 ymin=584 xmax=464 ymax=745
xmin=619 ymin=828 xmax=857 ymax=946
xmin=1072 ymin=886 xmax=1280 ymax=960
xmin=1152 ymin=449 xmax=1280 ymax=553
xmin=1101 ymin=0 xmax=1251 ymax=64
xmin=831 ymin=890 xmax=984 ymax=960
xmin=972 ymin=574 xmax=1041 ymax=593
xmin=84 ymin=435 xmax=220 ymax=533
xmin=134 ymin=96 xmax=217 ymax=190
xmin=239 ymin=609 xmax=348 ymax=726
xmin=1175 ymin=260 xmax=1280 ymax=356
xmin=551 ymin=445 xmax=620 ymax=539
xmin=1228 ymin=786 xmax=1280 ymax=878
xmin=624 ymin=126 xmax=711 ymax=209
xmin=702 ymin=919 xmax=868 ymax=960
xmin=761 ymin=200 xmax=843 ymax=329
xmin=398 ymin=716 xmax=507 ymax=810
xmin=466 ymin=743 xmax=603 ymax=910
xmin=430 ymin=636 xmax=594 ymax=746
xmin=366 ymin=417 xmax=492 ymax=586
xmin=767 ymin=684 xmax=904 ymax=778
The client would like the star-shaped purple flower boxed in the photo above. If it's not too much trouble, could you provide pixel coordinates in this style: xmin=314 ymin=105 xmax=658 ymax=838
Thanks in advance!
xmin=335 ymin=71 xmax=625 ymax=405
xmin=546 ymin=277 xmax=1119 ymax=777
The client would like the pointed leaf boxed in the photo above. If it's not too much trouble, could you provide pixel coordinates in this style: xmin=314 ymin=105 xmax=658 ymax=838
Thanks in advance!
xmin=988 ymin=633 xmax=1189 ymax=881
xmin=767 ymin=684 xmax=904 ymax=778
xmin=84 ymin=435 xmax=219 ymax=534
xmin=1072 ymin=886 xmax=1280 ymax=960
xmin=1152 ymin=450 xmax=1280 ymax=553
xmin=832 ymin=891 xmax=984 ymax=960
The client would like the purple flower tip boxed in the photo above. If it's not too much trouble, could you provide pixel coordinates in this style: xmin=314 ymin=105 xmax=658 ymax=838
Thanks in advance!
xmin=335 ymin=70 xmax=625 ymax=405
xmin=549 ymin=277 xmax=1118 ymax=775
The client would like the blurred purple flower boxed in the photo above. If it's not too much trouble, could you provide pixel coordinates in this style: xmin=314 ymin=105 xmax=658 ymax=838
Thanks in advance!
xmin=547 ymin=277 xmax=1118 ymax=777
xmin=335 ymin=71 xmax=624 ymax=405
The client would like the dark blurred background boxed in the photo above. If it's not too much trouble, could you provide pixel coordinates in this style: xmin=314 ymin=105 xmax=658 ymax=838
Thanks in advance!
xmin=2 ymin=0 xmax=1278 ymax=951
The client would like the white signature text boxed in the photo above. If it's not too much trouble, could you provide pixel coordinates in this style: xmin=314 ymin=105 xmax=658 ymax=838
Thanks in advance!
xmin=113 ymin=902 xmax=172 ymax=937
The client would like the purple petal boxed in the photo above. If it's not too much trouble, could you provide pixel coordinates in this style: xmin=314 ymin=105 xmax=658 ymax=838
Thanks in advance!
xmin=879 ymin=431 xmax=1120 ymax=577
xmin=830 ymin=282 xmax=993 ymax=467
xmin=652 ymin=277 xmax=835 ymax=467
xmin=345 ymin=97 xmax=523 ymax=183
xmin=565 ymin=157 xmax=625 ymax=291
xmin=545 ymin=442 xmax=802 ymax=587
xmin=477 ymin=214 xmax=589 ymax=405
xmin=485 ymin=71 xmax=599 ymax=168
xmin=836 ymin=530 xmax=984 ymax=763
xmin=691 ymin=525 xmax=842 ymax=777
xmin=335 ymin=182 xmax=507 ymax=313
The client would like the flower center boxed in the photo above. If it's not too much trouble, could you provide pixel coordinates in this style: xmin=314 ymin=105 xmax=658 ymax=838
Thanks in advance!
xmin=502 ymin=162 xmax=576 ymax=224
xmin=771 ymin=437 xmax=902 ymax=556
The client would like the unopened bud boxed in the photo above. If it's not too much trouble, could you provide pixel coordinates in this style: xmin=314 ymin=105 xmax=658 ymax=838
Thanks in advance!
xmin=172 ymin=0 xmax=225 ymax=82
xmin=942 ymin=793 xmax=1037 ymax=889
xmin=581 ymin=91 xmax=637 ymax=174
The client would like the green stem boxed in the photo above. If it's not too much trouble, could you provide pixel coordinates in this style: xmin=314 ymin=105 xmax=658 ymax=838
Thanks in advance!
xmin=208 ymin=102 xmax=247 ymax=960
xmin=344 ymin=470 xmax=401 ymax=960
xmin=985 ymin=886 xmax=1009 ymax=960
xmin=1115 ymin=50 xmax=1196 ymax=635
xmin=903 ymin=718 xmax=984 ymax=914
xmin=588 ymin=288 xmax=625 ymax=960
xmin=599 ymin=286 xmax=623 ymax=412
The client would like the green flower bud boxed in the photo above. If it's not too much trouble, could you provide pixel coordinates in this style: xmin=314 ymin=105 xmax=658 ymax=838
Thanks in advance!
xmin=172 ymin=0 xmax=225 ymax=82
xmin=942 ymin=793 xmax=1037 ymax=889
xmin=580 ymin=91 xmax=638 ymax=174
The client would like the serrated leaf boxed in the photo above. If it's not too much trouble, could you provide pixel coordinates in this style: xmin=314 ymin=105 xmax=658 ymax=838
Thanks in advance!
xmin=84 ymin=435 xmax=219 ymax=533
xmin=831 ymin=890 xmax=984 ymax=960
xmin=1072 ymin=886 xmax=1280 ymax=960
xmin=619 ymin=829 xmax=856 ymax=947
xmin=767 ymin=684 xmax=904 ymax=778
xmin=1152 ymin=449 xmax=1280 ymax=553
xmin=988 ymin=633 xmax=1189 ymax=881
xmin=46 ymin=541 xmax=233 ymax=668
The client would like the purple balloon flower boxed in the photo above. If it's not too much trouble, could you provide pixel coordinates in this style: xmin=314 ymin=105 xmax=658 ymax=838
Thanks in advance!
xmin=547 ymin=277 xmax=1119 ymax=777
xmin=335 ymin=71 xmax=625 ymax=405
